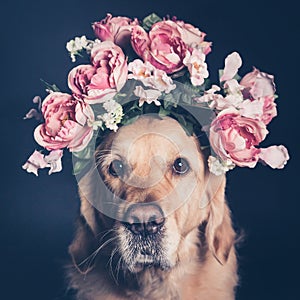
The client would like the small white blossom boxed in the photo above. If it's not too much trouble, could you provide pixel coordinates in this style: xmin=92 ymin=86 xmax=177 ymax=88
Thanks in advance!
xmin=183 ymin=48 xmax=209 ymax=86
xmin=97 ymin=99 xmax=124 ymax=132
xmin=66 ymin=35 xmax=97 ymax=62
xmin=208 ymin=156 xmax=235 ymax=176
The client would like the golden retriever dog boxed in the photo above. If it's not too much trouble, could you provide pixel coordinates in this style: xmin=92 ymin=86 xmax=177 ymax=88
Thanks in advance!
xmin=67 ymin=115 xmax=238 ymax=300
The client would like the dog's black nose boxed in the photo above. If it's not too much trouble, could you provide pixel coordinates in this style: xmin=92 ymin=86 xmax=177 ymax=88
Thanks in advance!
xmin=124 ymin=203 xmax=165 ymax=235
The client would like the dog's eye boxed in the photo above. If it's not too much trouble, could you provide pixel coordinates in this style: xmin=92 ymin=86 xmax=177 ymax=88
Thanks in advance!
xmin=173 ymin=158 xmax=190 ymax=174
xmin=109 ymin=160 xmax=124 ymax=177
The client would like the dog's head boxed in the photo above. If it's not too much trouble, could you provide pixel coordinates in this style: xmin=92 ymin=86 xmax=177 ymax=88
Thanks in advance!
xmin=69 ymin=115 xmax=235 ymax=275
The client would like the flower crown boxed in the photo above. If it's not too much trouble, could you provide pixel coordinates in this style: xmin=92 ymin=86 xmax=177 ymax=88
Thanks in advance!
xmin=22 ymin=13 xmax=289 ymax=177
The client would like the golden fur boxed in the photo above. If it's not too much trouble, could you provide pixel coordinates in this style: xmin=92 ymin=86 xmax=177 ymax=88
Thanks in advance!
xmin=67 ymin=116 xmax=238 ymax=299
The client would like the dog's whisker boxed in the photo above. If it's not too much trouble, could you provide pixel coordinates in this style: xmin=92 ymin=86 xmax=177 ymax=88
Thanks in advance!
xmin=84 ymin=237 xmax=118 ymax=277
xmin=108 ymin=247 xmax=121 ymax=286
xmin=115 ymin=251 xmax=124 ymax=284
xmin=95 ymin=228 xmax=118 ymax=240
xmin=78 ymin=236 xmax=119 ymax=272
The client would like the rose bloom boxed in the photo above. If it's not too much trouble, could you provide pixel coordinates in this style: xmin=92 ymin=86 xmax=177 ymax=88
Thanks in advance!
xmin=68 ymin=41 xmax=128 ymax=104
xmin=34 ymin=92 xmax=94 ymax=152
xmin=131 ymin=20 xmax=188 ymax=74
xmin=240 ymin=68 xmax=277 ymax=124
xmin=93 ymin=13 xmax=139 ymax=48
xmin=174 ymin=20 xmax=211 ymax=54
xmin=240 ymin=67 xmax=275 ymax=99
xmin=209 ymin=108 xmax=268 ymax=168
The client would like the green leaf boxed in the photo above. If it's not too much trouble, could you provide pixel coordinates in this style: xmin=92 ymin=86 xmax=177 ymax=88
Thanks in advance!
xmin=72 ymin=145 xmax=94 ymax=160
xmin=40 ymin=79 xmax=60 ymax=92
xmin=142 ymin=13 xmax=162 ymax=31
xmin=72 ymin=159 xmax=91 ymax=176
xmin=121 ymin=115 xmax=140 ymax=126
xmin=158 ymin=106 xmax=170 ymax=117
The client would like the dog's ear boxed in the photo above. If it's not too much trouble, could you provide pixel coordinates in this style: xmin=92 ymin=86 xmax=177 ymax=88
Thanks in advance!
xmin=69 ymin=196 xmax=98 ymax=274
xmin=204 ymin=174 xmax=235 ymax=265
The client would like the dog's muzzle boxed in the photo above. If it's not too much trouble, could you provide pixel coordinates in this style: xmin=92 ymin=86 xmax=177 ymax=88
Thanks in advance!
xmin=123 ymin=203 xmax=165 ymax=236
xmin=118 ymin=203 xmax=169 ymax=271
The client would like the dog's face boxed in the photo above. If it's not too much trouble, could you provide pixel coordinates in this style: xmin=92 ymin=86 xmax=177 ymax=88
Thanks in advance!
xmin=71 ymin=115 xmax=234 ymax=275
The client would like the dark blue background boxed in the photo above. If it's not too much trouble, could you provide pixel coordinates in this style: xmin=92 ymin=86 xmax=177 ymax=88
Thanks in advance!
xmin=1 ymin=0 xmax=299 ymax=299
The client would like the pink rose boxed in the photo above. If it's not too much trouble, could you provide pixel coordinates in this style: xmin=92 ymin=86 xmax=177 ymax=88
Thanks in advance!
xmin=239 ymin=68 xmax=277 ymax=124
xmin=209 ymin=108 xmax=268 ymax=167
xmin=175 ymin=20 xmax=212 ymax=54
xmin=68 ymin=41 xmax=128 ymax=104
xmin=93 ymin=13 xmax=139 ymax=48
xmin=131 ymin=21 xmax=188 ymax=74
xmin=240 ymin=67 xmax=275 ymax=99
xmin=34 ymin=92 xmax=94 ymax=152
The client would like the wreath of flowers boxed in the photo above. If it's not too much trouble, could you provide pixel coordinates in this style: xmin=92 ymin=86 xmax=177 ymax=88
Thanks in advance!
xmin=22 ymin=13 xmax=289 ymax=177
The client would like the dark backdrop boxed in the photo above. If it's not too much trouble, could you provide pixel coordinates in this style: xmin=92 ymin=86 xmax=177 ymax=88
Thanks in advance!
xmin=1 ymin=0 xmax=299 ymax=299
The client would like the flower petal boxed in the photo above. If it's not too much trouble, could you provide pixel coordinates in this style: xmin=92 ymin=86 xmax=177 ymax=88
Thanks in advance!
xmin=259 ymin=145 xmax=289 ymax=169
xmin=22 ymin=150 xmax=49 ymax=176
xmin=44 ymin=150 xmax=63 ymax=174
xmin=220 ymin=52 xmax=242 ymax=82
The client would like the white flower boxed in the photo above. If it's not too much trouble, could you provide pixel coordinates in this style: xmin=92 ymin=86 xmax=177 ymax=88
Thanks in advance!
xmin=128 ymin=59 xmax=176 ymax=93
xmin=66 ymin=36 xmax=97 ymax=62
xmin=208 ymin=156 xmax=235 ymax=176
xmin=97 ymin=99 xmax=124 ymax=132
xmin=128 ymin=59 xmax=153 ymax=80
xmin=183 ymin=48 xmax=209 ymax=86
xmin=134 ymin=86 xmax=162 ymax=107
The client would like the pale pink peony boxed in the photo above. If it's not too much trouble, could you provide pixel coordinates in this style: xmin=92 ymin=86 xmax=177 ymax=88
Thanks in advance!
xmin=209 ymin=108 xmax=268 ymax=168
xmin=68 ymin=41 xmax=128 ymax=104
xmin=34 ymin=92 xmax=94 ymax=152
xmin=259 ymin=145 xmax=289 ymax=169
xmin=93 ymin=13 xmax=139 ymax=47
xmin=131 ymin=21 xmax=188 ymax=74
xmin=68 ymin=64 xmax=116 ymax=104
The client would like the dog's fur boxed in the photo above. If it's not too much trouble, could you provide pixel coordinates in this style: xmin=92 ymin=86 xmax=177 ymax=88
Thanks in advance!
xmin=67 ymin=116 xmax=238 ymax=299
